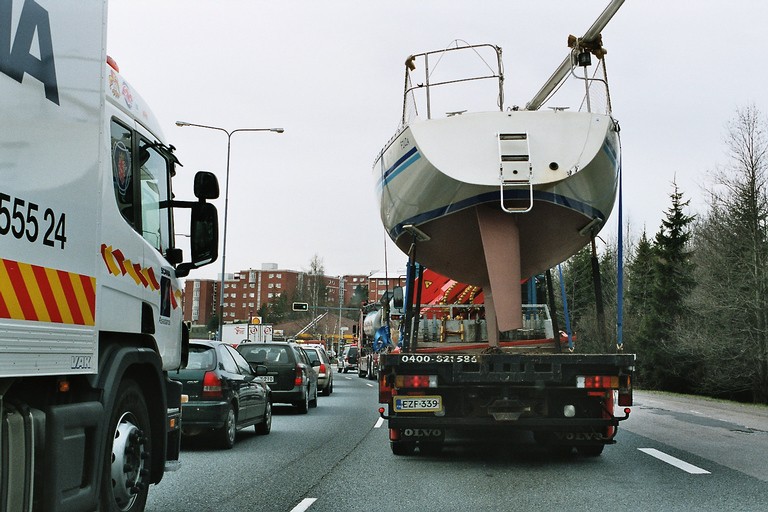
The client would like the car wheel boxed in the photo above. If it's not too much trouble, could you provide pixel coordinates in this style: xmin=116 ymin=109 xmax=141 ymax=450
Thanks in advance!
xmin=358 ymin=367 xmax=366 ymax=378
xmin=309 ymin=385 xmax=318 ymax=408
xmin=295 ymin=389 xmax=309 ymax=414
xmin=215 ymin=404 xmax=237 ymax=449
xmin=255 ymin=400 xmax=272 ymax=435
xmin=322 ymin=380 xmax=331 ymax=396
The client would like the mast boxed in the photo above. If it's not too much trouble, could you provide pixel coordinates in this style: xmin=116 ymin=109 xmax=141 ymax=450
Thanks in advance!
xmin=524 ymin=0 xmax=625 ymax=111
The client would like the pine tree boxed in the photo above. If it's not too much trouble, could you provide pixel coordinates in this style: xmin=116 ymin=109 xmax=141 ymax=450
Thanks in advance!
xmin=636 ymin=181 xmax=695 ymax=390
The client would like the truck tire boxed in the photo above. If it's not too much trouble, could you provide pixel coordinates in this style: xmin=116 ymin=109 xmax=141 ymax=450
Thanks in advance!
xmin=391 ymin=440 xmax=416 ymax=456
xmin=215 ymin=404 xmax=237 ymax=449
xmin=101 ymin=379 xmax=151 ymax=512
xmin=577 ymin=444 xmax=605 ymax=457
xmin=419 ymin=441 xmax=443 ymax=456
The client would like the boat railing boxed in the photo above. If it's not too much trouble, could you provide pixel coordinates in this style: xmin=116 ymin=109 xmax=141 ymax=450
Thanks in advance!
xmin=401 ymin=42 xmax=504 ymax=126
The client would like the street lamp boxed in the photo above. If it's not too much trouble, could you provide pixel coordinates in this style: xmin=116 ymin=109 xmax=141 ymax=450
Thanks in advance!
xmin=175 ymin=121 xmax=284 ymax=340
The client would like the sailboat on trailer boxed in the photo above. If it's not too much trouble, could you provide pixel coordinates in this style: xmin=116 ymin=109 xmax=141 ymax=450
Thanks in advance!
xmin=373 ymin=0 xmax=625 ymax=343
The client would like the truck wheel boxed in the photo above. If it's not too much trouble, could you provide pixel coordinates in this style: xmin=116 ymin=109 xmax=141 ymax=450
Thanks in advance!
xmin=215 ymin=404 xmax=237 ymax=449
xmin=419 ymin=441 xmax=443 ymax=456
xmin=391 ymin=440 xmax=416 ymax=456
xmin=101 ymin=379 xmax=151 ymax=512
xmin=577 ymin=444 xmax=605 ymax=457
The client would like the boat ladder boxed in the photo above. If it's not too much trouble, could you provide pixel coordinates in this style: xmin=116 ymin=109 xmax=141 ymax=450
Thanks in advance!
xmin=498 ymin=132 xmax=533 ymax=213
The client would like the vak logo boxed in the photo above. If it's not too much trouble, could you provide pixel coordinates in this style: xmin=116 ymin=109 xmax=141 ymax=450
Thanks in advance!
xmin=71 ymin=355 xmax=92 ymax=370
xmin=0 ymin=0 xmax=59 ymax=105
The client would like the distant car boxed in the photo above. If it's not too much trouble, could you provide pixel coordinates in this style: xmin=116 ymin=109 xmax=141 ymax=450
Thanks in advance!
xmin=237 ymin=341 xmax=319 ymax=413
xmin=338 ymin=345 xmax=359 ymax=373
xmin=301 ymin=345 xmax=333 ymax=396
xmin=170 ymin=340 xmax=272 ymax=449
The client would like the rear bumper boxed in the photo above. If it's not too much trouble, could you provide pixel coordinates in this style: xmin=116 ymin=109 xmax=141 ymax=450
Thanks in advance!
xmin=270 ymin=387 xmax=305 ymax=404
xmin=181 ymin=400 xmax=229 ymax=430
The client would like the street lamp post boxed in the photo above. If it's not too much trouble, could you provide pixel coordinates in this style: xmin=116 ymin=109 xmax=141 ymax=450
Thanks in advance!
xmin=175 ymin=121 xmax=284 ymax=340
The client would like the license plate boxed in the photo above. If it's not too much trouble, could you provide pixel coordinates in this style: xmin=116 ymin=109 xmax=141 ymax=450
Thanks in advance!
xmin=393 ymin=395 xmax=442 ymax=412
xmin=261 ymin=376 xmax=275 ymax=383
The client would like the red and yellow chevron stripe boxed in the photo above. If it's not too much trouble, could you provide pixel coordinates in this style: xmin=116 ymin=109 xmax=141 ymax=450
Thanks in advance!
xmin=0 ymin=258 xmax=96 ymax=326
xmin=100 ymin=244 xmax=181 ymax=310
xmin=101 ymin=244 xmax=161 ymax=291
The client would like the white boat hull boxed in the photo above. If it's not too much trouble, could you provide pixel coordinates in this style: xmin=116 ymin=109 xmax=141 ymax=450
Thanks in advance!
xmin=374 ymin=110 xmax=619 ymax=330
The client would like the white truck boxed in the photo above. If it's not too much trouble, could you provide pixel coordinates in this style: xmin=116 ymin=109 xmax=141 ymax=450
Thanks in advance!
xmin=1 ymin=1 xmax=219 ymax=511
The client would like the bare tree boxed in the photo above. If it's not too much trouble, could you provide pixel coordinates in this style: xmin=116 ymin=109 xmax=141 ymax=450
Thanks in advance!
xmin=685 ymin=105 xmax=768 ymax=402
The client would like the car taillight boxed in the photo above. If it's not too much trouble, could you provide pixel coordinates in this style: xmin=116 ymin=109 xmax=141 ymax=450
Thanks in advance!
xmin=319 ymin=363 xmax=327 ymax=374
xmin=202 ymin=371 xmax=223 ymax=398
xmin=295 ymin=366 xmax=304 ymax=386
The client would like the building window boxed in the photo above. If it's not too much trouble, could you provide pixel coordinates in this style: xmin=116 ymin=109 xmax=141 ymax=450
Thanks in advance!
xmin=276 ymin=283 xmax=281 ymax=289
xmin=276 ymin=273 xmax=281 ymax=278
xmin=268 ymin=293 xmax=273 ymax=298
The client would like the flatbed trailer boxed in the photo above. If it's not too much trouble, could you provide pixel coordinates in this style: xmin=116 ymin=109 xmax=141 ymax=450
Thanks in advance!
xmin=378 ymin=350 xmax=634 ymax=455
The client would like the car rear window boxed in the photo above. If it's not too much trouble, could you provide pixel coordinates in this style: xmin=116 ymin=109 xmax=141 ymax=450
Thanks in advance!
xmin=186 ymin=346 xmax=215 ymax=370
xmin=303 ymin=349 xmax=319 ymax=363
xmin=239 ymin=345 xmax=291 ymax=364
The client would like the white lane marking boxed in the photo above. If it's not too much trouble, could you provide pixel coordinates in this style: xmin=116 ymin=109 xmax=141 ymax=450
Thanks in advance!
xmin=290 ymin=498 xmax=317 ymax=512
xmin=374 ymin=417 xmax=384 ymax=428
xmin=366 ymin=383 xmax=375 ymax=387
xmin=344 ymin=377 xmax=352 ymax=380
xmin=639 ymin=448 xmax=711 ymax=474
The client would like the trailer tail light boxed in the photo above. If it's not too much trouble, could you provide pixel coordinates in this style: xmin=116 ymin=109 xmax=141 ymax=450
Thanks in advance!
xmin=394 ymin=375 xmax=438 ymax=389
xmin=295 ymin=367 xmax=304 ymax=386
xmin=618 ymin=374 xmax=633 ymax=406
xmin=576 ymin=375 xmax=619 ymax=389
xmin=379 ymin=375 xmax=393 ymax=403
xmin=202 ymin=372 xmax=223 ymax=398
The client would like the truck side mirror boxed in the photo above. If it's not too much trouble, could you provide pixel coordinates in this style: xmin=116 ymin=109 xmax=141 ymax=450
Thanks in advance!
xmin=194 ymin=171 xmax=219 ymax=200
xmin=392 ymin=287 xmax=404 ymax=309
xmin=176 ymin=202 xmax=218 ymax=277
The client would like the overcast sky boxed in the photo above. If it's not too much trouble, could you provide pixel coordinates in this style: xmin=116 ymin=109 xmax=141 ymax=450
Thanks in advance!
xmin=106 ymin=0 xmax=768 ymax=280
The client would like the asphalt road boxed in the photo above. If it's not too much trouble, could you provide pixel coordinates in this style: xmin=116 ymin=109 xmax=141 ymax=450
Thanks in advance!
xmin=146 ymin=372 xmax=768 ymax=512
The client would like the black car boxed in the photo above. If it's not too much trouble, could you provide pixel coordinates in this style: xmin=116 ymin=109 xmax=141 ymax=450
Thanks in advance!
xmin=237 ymin=341 xmax=319 ymax=413
xmin=171 ymin=340 xmax=272 ymax=449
